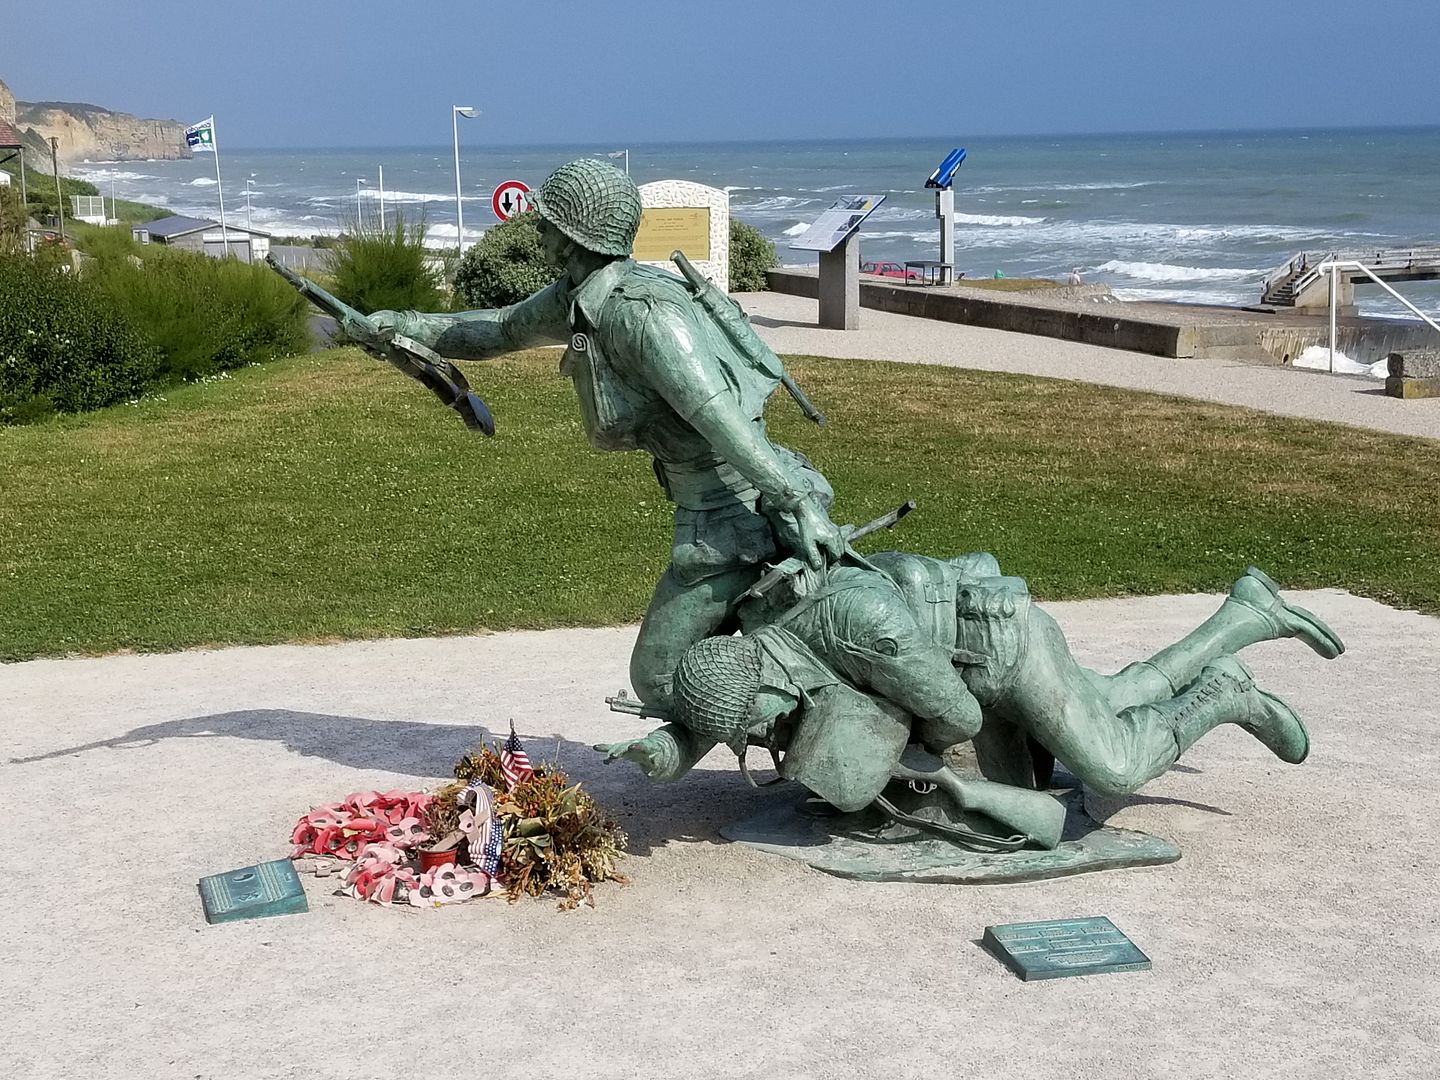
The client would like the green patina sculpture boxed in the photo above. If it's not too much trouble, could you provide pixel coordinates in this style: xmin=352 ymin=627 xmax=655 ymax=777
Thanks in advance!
xmin=368 ymin=159 xmax=843 ymax=709
xmin=352 ymin=157 xmax=1346 ymax=868
xmin=599 ymin=553 xmax=1344 ymax=852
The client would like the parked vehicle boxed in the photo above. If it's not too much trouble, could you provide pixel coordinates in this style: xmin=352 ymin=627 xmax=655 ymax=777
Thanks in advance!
xmin=860 ymin=260 xmax=920 ymax=282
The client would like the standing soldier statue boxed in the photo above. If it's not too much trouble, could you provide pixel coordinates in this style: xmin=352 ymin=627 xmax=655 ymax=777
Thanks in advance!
xmin=366 ymin=159 xmax=844 ymax=709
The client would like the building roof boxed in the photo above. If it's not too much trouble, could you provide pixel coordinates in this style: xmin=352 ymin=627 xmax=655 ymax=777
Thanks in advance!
xmin=0 ymin=118 xmax=22 ymax=151
xmin=139 ymin=215 xmax=269 ymax=239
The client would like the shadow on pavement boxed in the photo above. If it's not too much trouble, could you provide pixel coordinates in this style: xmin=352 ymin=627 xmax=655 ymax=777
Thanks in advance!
xmin=7 ymin=708 xmax=794 ymax=855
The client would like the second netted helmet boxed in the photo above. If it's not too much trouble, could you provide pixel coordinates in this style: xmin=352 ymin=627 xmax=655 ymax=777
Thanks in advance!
xmin=531 ymin=158 xmax=642 ymax=257
xmin=672 ymin=635 xmax=763 ymax=755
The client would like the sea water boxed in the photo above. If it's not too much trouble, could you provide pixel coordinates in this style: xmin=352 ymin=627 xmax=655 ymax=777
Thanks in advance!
xmin=73 ymin=127 xmax=1440 ymax=319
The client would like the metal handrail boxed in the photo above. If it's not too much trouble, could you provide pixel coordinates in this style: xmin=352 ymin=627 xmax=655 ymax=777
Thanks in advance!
xmin=1318 ymin=259 xmax=1440 ymax=373
xmin=1264 ymin=246 xmax=1440 ymax=301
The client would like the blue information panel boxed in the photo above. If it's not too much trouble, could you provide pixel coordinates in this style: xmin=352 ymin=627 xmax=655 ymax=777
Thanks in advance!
xmin=789 ymin=194 xmax=887 ymax=253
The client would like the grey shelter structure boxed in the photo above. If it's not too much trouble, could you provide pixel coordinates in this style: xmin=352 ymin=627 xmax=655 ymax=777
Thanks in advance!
xmin=131 ymin=216 xmax=270 ymax=262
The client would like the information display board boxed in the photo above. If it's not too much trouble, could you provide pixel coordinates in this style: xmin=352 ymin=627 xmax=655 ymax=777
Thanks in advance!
xmin=788 ymin=194 xmax=886 ymax=252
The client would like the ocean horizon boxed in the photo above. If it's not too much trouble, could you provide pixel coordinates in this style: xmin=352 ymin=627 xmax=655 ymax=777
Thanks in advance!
xmin=75 ymin=126 xmax=1440 ymax=319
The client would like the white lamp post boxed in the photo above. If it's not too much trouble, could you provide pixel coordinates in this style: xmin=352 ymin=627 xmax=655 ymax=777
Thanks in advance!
xmin=378 ymin=165 xmax=385 ymax=231
xmin=355 ymin=177 xmax=367 ymax=225
xmin=244 ymin=176 xmax=256 ymax=233
xmin=452 ymin=105 xmax=478 ymax=255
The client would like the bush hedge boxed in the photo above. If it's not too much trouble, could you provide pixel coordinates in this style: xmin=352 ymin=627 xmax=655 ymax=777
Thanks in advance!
xmin=325 ymin=213 xmax=446 ymax=314
xmin=87 ymin=249 xmax=309 ymax=383
xmin=729 ymin=219 xmax=777 ymax=292
xmin=0 ymin=257 xmax=157 ymax=423
xmin=452 ymin=211 xmax=560 ymax=309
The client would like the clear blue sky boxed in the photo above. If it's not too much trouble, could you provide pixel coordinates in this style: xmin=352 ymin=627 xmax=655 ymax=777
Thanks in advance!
xmin=9 ymin=1 xmax=1439 ymax=146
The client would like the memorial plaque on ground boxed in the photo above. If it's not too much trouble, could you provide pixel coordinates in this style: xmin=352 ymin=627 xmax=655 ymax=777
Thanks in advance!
xmin=982 ymin=916 xmax=1151 ymax=981
xmin=198 ymin=858 xmax=308 ymax=924
xmin=789 ymin=194 xmax=886 ymax=252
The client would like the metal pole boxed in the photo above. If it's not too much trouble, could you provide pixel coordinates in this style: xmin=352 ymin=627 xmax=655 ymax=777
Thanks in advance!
xmin=356 ymin=178 xmax=365 ymax=224
xmin=453 ymin=108 xmax=463 ymax=255
xmin=452 ymin=106 xmax=476 ymax=255
xmin=211 ymin=121 xmax=230 ymax=257
xmin=244 ymin=178 xmax=254 ymax=233
xmin=378 ymin=165 xmax=385 ymax=230
xmin=625 ymin=149 xmax=629 ymax=177
xmin=111 ymin=178 xmax=117 ymax=224
xmin=18 ymin=150 xmax=26 ymax=205
xmin=48 ymin=137 xmax=65 ymax=241
xmin=1328 ymin=263 xmax=1337 ymax=374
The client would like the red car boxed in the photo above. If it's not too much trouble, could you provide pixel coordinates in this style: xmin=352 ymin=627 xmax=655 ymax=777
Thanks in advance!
xmin=860 ymin=260 xmax=920 ymax=282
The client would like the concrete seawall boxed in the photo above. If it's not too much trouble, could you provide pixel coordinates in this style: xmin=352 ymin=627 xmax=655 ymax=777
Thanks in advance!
xmin=765 ymin=268 xmax=1439 ymax=364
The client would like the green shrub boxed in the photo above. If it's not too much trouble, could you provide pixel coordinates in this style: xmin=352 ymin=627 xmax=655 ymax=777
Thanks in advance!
xmin=22 ymin=174 xmax=100 ymax=223
xmin=729 ymin=219 xmax=777 ymax=292
xmin=324 ymin=212 xmax=445 ymax=313
xmin=0 ymin=185 xmax=25 ymax=256
xmin=0 ymin=257 xmax=157 ymax=423
xmin=88 ymin=249 xmax=309 ymax=382
xmin=452 ymin=211 xmax=560 ymax=309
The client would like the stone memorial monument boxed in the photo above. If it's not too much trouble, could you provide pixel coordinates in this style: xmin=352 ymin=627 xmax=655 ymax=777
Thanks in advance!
xmin=635 ymin=179 xmax=729 ymax=288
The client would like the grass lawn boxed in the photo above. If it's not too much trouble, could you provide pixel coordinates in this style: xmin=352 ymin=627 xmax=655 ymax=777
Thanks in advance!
xmin=1 ymin=347 xmax=1436 ymax=661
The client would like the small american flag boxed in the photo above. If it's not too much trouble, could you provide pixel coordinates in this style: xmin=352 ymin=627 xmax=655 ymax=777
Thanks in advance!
xmin=465 ymin=779 xmax=503 ymax=877
xmin=501 ymin=722 xmax=534 ymax=789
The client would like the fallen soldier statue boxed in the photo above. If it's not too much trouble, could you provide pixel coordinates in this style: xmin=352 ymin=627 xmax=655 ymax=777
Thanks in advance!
xmin=599 ymin=548 xmax=1344 ymax=853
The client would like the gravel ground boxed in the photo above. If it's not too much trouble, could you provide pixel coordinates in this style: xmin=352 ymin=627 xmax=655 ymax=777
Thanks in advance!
xmin=739 ymin=291 xmax=1440 ymax=441
xmin=2 ymin=588 xmax=1436 ymax=1080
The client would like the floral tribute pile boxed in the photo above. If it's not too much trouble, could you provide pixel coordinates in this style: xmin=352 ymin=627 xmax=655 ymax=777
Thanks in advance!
xmin=290 ymin=727 xmax=628 ymax=911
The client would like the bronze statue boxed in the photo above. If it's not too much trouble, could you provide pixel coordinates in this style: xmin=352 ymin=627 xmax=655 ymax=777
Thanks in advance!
xmin=366 ymin=159 xmax=844 ymax=711
xmin=600 ymin=553 xmax=1344 ymax=852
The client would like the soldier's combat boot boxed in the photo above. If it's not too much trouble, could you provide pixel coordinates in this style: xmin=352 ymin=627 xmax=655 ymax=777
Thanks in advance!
xmin=1162 ymin=656 xmax=1310 ymax=764
xmin=1229 ymin=566 xmax=1345 ymax=660
xmin=1106 ymin=566 xmax=1345 ymax=711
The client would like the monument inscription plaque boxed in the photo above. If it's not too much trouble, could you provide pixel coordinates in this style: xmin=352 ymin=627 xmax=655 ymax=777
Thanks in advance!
xmin=982 ymin=916 xmax=1150 ymax=981
xmin=198 ymin=858 xmax=309 ymax=924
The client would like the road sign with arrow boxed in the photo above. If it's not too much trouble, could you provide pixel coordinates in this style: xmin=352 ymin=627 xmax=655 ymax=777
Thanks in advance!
xmin=491 ymin=179 xmax=531 ymax=221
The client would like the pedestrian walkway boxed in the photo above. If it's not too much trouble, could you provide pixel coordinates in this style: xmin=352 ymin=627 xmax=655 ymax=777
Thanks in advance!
xmin=740 ymin=292 xmax=1440 ymax=441
xmin=1 ymin=589 xmax=1433 ymax=1080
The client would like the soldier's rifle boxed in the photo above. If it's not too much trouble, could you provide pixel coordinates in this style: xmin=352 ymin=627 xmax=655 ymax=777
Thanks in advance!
xmin=743 ymin=499 xmax=916 ymax=601
xmin=266 ymin=256 xmax=495 ymax=436
xmin=671 ymin=249 xmax=826 ymax=426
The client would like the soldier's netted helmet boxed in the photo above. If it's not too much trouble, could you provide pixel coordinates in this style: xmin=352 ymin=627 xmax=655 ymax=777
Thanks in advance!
xmin=672 ymin=635 xmax=763 ymax=755
xmin=530 ymin=158 xmax=642 ymax=257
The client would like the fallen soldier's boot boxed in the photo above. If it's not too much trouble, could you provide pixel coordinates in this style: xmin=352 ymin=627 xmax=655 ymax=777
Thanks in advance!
xmin=1230 ymin=566 xmax=1346 ymax=660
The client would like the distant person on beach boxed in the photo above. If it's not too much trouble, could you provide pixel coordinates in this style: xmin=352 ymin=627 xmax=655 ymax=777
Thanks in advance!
xmin=1068 ymin=268 xmax=1083 ymax=285
xmin=365 ymin=159 xmax=844 ymax=712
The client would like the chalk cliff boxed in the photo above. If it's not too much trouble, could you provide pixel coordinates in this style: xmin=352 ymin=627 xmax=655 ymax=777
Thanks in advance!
xmin=16 ymin=100 xmax=189 ymax=163
xmin=1 ymin=77 xmax=189 ymax=166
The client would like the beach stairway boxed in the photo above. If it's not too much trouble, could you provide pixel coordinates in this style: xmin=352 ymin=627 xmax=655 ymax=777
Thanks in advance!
xmin=1261 ymin=247 xmax=1440 ymax=311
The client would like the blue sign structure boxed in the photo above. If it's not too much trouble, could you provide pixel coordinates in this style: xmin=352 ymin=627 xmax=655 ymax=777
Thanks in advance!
xmin=925 ymin=148 xmax=967 ymax=190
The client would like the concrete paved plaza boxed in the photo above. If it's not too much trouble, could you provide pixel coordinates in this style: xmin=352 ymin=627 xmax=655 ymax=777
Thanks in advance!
xmin=3 ymin=588 xmax=1436 ymax=1080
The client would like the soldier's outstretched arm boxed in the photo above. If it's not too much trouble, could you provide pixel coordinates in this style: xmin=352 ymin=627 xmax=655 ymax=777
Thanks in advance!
xmin=634 ymin=302 xmax=845 ymax=568
xmin=368 ymin=278 xmax=570 ymax=361
xmin=595 ymin=724 xmax=718 ymax=782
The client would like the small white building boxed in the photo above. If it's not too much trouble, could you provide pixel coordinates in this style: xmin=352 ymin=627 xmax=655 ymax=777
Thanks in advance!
xmin=131 ymin=215 xmax=270 ymax=262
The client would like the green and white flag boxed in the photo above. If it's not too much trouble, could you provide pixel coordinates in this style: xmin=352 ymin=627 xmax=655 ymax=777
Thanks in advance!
xmin=185 ymin=117 xmax=216 ymax=153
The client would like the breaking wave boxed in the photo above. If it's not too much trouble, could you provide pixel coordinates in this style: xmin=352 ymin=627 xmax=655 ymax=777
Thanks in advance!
xmin=953 ymin=211 xmax=1046 ymax=227
xmin=1096 ymin=260 xmax=1261 ymax=282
